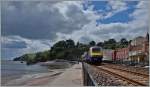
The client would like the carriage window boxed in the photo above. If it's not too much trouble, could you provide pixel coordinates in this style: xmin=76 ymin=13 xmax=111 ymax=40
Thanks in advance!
xmin=92 ymin=48 xmax=101 ymax=52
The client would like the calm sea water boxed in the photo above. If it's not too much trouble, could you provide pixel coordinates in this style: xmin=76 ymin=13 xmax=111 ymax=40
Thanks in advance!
xmin=1 ymin=60 xmax=49 ymax=84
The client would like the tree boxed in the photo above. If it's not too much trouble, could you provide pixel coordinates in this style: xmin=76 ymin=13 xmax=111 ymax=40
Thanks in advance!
xmin=66 ymin=39 xmax=75 ymax=48
xmin=25 ymin=54 xmax=36 ymax=65
xmin=108 ymin=39 xmax=116 ymax=44
xmin=53 ymin=40 xmax=67 ymax=48
xmin=129 ymin=40 xmax=132 ymax=44
xmin=76 ymin=41 xmax=80 ymax=48
xmin=120 ymin=38 xmax=128 ymax=46
xmin=89 ymin=41 xmax=96 ymax=46
xmin=103 ymin=39 xmax=117 ymax=49
xmin=35 ymin=51 xmax=49 ymax=62
xmin=96 ymin=42 xmax=104 ymax=47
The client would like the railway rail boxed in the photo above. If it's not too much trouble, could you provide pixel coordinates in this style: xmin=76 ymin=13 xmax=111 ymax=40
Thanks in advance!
xmin=102 ymin=64 xmax=149 ymax=78
xmin=94 ymin=65 xmax=149 ymax=86
xmin=82 ymin=62 xmax=149 ymax=86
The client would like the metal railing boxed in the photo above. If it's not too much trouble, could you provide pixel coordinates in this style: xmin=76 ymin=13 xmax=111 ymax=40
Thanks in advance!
xmin=82 ymin=62 xmax=98 ymax=86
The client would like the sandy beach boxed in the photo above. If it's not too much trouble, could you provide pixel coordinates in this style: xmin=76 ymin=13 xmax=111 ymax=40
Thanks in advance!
xmin=2 ymin=60 xmax=80 ymax=86
xmin=4 ymin=70 xmax=64 ymax=86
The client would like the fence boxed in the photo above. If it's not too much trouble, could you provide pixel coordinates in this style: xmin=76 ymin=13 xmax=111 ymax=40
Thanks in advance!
xmin=82 ymin=62 xmax=98 ymax=86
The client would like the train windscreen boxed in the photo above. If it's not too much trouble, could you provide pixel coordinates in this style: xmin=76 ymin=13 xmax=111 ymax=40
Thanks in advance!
xmin=92 ymin=48 xmax=101 ymax=52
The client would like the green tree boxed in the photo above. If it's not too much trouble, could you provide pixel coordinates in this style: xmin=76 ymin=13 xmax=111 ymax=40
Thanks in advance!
xmin=103 ymin=39 xmax=117 ymax=49
xmin=108 ymin=39 xmax=116 ymax=44
xmin=35 ymin=51 xmax=49 ymax=62
xmin=96 ymin=42 xmax=104 ymax=47
xmin=25 ymin=54 xmax=36 ymax=65
xmin=89 ymin=41 xmax=96 ymax=46
xmin=129 ymin=40 xmax=132 ymax=44
xmin=66 ymin=39 xmax=75 ymax=48
xmin=76 ymin=41 xmax=80 ymax=48
xmin=53 ymin=40 xmax=67 ymax=48
xmin=120 ymin=38 xmax=128 ymax=46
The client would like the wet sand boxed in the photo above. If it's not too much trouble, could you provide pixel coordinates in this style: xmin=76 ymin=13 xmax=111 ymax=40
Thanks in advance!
xmin=4 ymin=70 xmax=64 ymax=86
xmin=2 ymin=60 xmax=82 ymax=86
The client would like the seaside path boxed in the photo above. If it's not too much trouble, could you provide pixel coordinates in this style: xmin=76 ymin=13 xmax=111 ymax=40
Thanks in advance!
xmin=49 ymin=62 xmax=83 ymax=86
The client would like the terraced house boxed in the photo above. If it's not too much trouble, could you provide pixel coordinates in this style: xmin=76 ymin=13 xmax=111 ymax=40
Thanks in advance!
xmin=128 ymin=33 xmax=149 ymax=65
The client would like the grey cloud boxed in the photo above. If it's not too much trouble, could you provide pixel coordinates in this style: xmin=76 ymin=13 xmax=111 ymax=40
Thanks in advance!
xmin=91 ymin=23 xmax=128 ymax=36
xmin=2 ymin=2 xmax=62 ymax=40
xmin=128 ymin=26 xmax=148 ymax=33
xmin=79 ymin=36 xmax=92 ymax=43
xmin=2 ymin=41 xmax=27 ymax=48
xmin=1 ymin=1 xmax=90 ymax=40
xmin=1 ymin=36 xmax=52 ymax=59
xmin=66 ymin=4 xmax=90 ymax=27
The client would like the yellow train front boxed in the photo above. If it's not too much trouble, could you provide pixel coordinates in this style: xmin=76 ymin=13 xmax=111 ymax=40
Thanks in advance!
xmin=85 ymin=46 xmax=103 ymax=64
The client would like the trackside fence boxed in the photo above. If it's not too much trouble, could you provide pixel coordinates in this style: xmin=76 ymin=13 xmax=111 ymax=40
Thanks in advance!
xmin=82 ymin=62 xmax=98 ymax=86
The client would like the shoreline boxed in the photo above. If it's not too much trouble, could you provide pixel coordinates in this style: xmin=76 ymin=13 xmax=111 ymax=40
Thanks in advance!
xmin=1 ymin=60 xmax=76 ymax=86
xmin=3 ymin=70 xmax=64 ymax=86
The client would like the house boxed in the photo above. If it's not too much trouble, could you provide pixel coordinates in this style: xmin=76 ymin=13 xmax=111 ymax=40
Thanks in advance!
xmin=128 ymin=33 xmax=149 ymax=64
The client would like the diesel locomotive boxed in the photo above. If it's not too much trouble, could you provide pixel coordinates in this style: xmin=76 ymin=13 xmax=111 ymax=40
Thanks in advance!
xmin=82 ymin=46 xmax=103 ymax=64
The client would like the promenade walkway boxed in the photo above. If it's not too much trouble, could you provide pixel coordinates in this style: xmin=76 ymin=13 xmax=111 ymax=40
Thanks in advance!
xmin=49 ymin=62 xmax=83 ymax=86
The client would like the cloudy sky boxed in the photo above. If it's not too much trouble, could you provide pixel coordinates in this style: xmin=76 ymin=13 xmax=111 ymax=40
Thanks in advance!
xmin=1 ymin=0 xmax=149 ymax=60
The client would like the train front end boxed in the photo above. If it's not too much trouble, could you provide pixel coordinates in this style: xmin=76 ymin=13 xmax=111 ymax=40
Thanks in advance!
xmin=88 ymin=46 xmax=103 ymax=63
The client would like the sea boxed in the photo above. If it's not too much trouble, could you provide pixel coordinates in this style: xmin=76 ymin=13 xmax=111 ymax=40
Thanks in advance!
xmin=1 ymin=60 xmax=49 ymax=85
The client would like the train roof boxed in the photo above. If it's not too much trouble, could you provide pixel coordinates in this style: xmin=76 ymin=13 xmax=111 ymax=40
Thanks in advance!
xmin=103 ymin=49 xmax=113 ymax=51
xmin=90 ymin=46 xmax=102 ymax=49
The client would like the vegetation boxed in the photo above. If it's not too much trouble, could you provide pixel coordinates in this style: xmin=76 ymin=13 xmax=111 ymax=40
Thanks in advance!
xmin=89 ymin=41 xmax=96 ymax=46
xmin=13 ymin=38 xmax=129 ymax=65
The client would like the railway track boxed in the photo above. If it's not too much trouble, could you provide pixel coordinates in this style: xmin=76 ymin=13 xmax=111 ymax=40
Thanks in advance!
xmin=93 ymin=65 xmax=149 ymax=86
xmin=102 ymin=64 xmax=149 ymax=78
xmin=108 ymin=63 xmax=149 ymax=74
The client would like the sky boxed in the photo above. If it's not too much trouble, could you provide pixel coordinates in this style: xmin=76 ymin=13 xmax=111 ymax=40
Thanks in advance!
xmin=1 ymin=0 xmax=149 ymax=60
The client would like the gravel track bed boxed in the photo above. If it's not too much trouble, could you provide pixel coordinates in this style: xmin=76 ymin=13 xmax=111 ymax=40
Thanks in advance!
xmin=102 ymin=63 xmax=149 ymax=75
xmin=99 ymin=66 xmax=149 ymax=86
xmin=84 ymin=63 xmax=135 ymax=86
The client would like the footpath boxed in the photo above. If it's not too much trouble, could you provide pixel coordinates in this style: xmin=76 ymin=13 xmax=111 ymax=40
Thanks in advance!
xmin=49 ymin=62 xmax=83 ymax=86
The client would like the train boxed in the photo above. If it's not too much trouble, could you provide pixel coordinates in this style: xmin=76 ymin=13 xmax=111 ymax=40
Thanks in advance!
xmin=82 ymin=46 xmax=103 ymax=64
xmin=102 ymin=49 xmax=113 ymax=63
xmin=82 ymin=47 xmax=129 ymax=64
xmin=82 ymin=34 xmax=149 ymax=65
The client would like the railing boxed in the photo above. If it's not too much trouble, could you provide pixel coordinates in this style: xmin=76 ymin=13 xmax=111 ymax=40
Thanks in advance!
xmin=82 ymin=62 xmax=98 ymax=86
